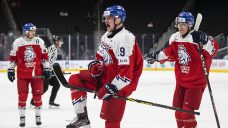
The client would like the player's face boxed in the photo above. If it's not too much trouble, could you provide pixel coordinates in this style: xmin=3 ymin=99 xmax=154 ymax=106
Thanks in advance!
xmin=26 ymin=30 xmax=36 ymax=39
xmin=177 ymin=22 xmax=189 ymax=35
xmin=56 ymin=41 xmax=63 ymax=48
xmin=103 ymin=16 xmax=122 ymax=32
xmin=103 ymin=16 xmax=115 ymax=32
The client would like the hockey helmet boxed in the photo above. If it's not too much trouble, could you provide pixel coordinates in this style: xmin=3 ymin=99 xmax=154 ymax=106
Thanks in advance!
xmin=22 ymin=23 xmax=37 ymax=33
xmin=102 ymin=5 xmax=126 ymax=22
xmin=175 ymin=12 xmax=194 ymax=28
xmin=53 ymin=35 xmax=63 ymax=42
xmin=53 ymin=35 xmax=64 ymax=47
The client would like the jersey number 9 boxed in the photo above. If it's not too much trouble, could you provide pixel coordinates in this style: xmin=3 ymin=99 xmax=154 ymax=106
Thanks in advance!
xmin=120 ymin=47 xmax=125 ymax=56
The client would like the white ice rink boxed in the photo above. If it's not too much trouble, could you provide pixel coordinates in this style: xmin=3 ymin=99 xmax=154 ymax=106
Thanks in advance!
xmin=0 ymin=71 xmax=227 ymax=128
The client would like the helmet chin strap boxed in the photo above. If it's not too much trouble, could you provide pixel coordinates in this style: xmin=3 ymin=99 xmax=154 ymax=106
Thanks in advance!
xmin=113 ymin=19 xmax=117 ymax=31
xmin=24 ymin=34 xmax=33 ymax=39
xmin=182 ymin=29 xmax=191 ymax=38
xmin=107 ymin=21 xmax=123 ymax=38
xmin=113 ymin=18 xmax=122 ymax=31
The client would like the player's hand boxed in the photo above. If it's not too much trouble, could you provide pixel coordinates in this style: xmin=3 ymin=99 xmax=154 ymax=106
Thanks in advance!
xmin=43 ymin=68 xmax=52 ymax=80
xmin=98 ymin=83 xmax=118 ymax=100
xmin=88 ymin=60 xmax=104 ymax=78
xmin=7 ymin=68 xmax=15 ymax=82
xmin=191 ymin=30 xmax=209 ymax=45
xmin=145 ymin=52 xmax=158 ymax=64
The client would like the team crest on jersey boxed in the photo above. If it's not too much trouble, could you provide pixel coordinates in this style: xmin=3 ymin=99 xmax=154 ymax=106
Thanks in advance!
xmin=178 ymin=45 xmax=190 ymax=74
xmin=100 ymin=42 xmax=113 ymax=65
xmin=101 ymin=42 xmax=111 ymax=51
xmin=178 ymin=45 xmax=190 ymax=65
xmin=24 ymin=46 xmax=36 ymax=67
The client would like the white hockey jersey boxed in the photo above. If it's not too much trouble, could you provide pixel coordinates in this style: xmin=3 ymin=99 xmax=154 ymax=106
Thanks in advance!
xmin=96 ymin=27 xmax=143 ymax=92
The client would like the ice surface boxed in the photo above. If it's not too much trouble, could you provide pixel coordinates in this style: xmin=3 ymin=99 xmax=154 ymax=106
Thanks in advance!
xmin=0 ymin=71 xmax=227 ymax=128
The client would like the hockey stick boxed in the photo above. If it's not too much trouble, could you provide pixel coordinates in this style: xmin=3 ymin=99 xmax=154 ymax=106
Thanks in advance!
xmin=33 ymin=74 xmax=56 ymax=78
xmin=93 ymin=78 xmax=101 ymax=99
xmin=34 ymin=72 xmax=71 ymax=78
xmin=53 ymin=63 xmax=200 ymax=115
xmin=62 ymin=72 xmax=72 ymax=75
xmin=194 ymin=13 xmax=220 ymax=127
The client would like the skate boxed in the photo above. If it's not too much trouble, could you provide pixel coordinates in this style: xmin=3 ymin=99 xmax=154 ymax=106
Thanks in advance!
xmin=36 ymin=115 xmax=42 ymax=125
xmin=19 ymin=116 xmax=25 ymax=127
xmin=49 ymin=102 xmax=60 ymax=109
xmin=66 ymin=112 xmax=91 ymax=128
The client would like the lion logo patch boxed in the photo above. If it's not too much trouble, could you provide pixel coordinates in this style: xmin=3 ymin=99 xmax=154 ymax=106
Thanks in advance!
xmin=178 ymin=45 xmax=190 ymax=65
xmin=24 ymin=46 xmax=36 ymax=67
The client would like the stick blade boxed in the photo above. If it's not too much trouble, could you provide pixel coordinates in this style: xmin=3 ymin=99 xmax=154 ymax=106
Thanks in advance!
xmin=194 ymin=13 xmax=202 ymax=31
xmin=53 ymin=63 xmax=68 ymax=85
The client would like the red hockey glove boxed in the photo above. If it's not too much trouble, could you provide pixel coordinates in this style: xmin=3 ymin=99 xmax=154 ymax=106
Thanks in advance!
xmin=98 ymin=83 xmax=118 ymax=100
xmin=88 ymin=60 xmax=104 ymax=78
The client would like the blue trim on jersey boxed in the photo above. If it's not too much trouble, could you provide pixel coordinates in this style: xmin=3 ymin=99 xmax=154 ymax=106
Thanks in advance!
xmin=115 ymin=75 xmax=132 ymax=83
xmin=72 ymin=96 xmax=87 ymax=105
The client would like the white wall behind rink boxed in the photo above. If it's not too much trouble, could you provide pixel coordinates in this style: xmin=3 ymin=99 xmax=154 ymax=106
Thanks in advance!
xmin=0 ymin=59 xmax=228 ymax=73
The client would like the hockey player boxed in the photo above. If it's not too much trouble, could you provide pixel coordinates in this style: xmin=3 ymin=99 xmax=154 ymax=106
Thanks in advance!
xmin=66 ymin=5 xmax=143 ymax=128
xmin=30 ymin=35 xmax=64 ymax=108
xmin=7 ymin=23 xmax=51 ymax=127
xmin=146 ymin=12 xmax=219 ymax=128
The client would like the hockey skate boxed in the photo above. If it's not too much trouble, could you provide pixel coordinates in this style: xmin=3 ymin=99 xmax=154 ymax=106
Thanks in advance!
xmin=49 ymin=102 xmax=60 ymax=109
xmin=36 ymin=115 xmax=42 ymax=125
xmin=66 ymin=112 xmax=91 ymax=128
xmin=19 ymin=116 xmax=25 ymax=127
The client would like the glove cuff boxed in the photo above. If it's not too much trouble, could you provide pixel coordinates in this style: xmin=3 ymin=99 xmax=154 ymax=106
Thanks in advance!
xmin=43 ymin=68 xmax=50 ymax=71
xmin=105 ymin=84 xmax=118 ymax=94
xmin=88 ymin=60 xmax=102 ymax=71
xmin=8 ymin=68 xmax=15 ymax=72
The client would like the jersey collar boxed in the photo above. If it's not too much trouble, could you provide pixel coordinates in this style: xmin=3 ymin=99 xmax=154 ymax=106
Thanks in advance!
xmin=107 ymin=26 xmax=124 ymax=38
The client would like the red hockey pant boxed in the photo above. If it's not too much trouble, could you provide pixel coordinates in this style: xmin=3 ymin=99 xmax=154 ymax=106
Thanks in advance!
xmin=69 ymin=70 xmax=132 ymax=128
xmin=173 ymin=84 xmax=205 ymax=128
xmin=17 ymin=78 xmax=44 ymax=107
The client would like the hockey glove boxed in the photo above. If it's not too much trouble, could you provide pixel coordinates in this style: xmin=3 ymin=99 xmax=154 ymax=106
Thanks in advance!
xmin=146 ymin=52 xmax=158 ymax=64
xmin=7 ymin=68 xmax=15 ymax=82
xmin=191 ymin=30 xmax=209 ymax=45
xmin=43 ymin=68 xmax=52 ymax=80
xmin=98 ymin=83 xmax=118 ymax=100
xmin=88 ymin=60 xmax=104 ymax=78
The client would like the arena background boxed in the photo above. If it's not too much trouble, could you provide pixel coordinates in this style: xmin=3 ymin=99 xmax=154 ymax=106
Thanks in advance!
xmin=1 ymin=0 xmax=228 ymax=63
xmin=1 ymin=0 xmax=228 ymax=128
